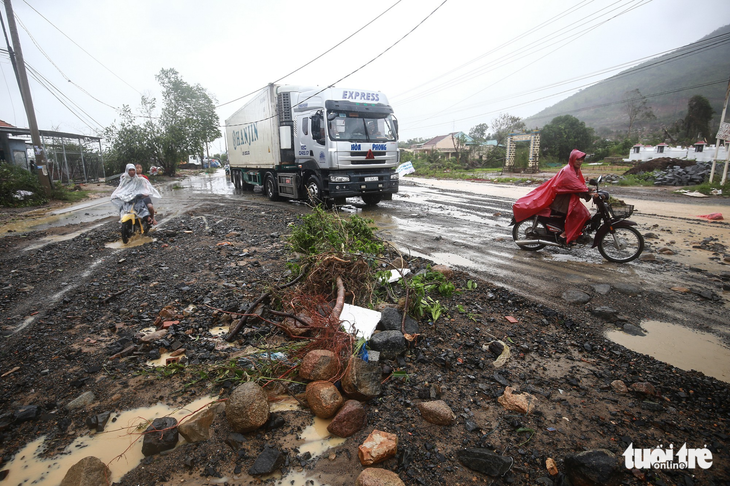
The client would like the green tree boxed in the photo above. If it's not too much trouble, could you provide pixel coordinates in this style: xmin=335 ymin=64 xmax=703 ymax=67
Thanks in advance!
xmin=104 ymin=102 xmax=157 ymax=174
xmin=623 ymin=89 xmax=656 ymax=140
xmin=540 ymin=115 xmax=595 ymax=161
xmin=683 ymin=95 xmax=715 ymax=142
xmin=468 ymin=123 xmax=489 ymax=142
xmin=156 ymin=68 xmax=221 ymax=175
xmin=489 ymin=114 xmax=525 ymax=146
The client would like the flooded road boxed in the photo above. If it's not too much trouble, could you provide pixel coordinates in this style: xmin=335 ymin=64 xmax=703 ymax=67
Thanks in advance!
xmin=4 ymin=170 xmax=729 ymax=377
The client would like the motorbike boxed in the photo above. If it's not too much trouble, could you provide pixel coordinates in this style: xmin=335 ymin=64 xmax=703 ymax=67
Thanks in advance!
xmin=116 ymin=195 xmax=152 ymax=244
xmin=511 ymin=176 xmax=644 ymax=263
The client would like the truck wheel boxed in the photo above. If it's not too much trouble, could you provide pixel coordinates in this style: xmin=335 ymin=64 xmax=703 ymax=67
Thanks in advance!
xmin=362 ymin=194 xmax=382 ymax=206
xmin=305 ymin=176 xmax=324 ymax=206
xmin=265 ymin=174 xmax=280 ymax=201
xmin=230 ymin=169 xmax=236 ymax=184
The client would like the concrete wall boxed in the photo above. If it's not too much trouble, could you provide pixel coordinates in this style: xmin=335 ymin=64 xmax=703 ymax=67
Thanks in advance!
xmin=627 ymin=144 xmax=728 ymax=163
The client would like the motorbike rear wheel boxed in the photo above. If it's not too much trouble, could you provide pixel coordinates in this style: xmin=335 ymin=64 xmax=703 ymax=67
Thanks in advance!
xmin=121 ymin=221 xmax=133 ymax=244
xmin=597 ymin=226 xmax=644 ymax=263
xmin=512 ymin=217 xmax=547 ymax=251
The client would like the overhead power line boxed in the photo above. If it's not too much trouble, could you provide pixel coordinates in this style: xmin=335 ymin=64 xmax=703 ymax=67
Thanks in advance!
xmin=21 ymin=0 xmax=142 ymax=95
xmin=216 ymin=0 xmax=404 ymax=108
xmin=225 ymin=0 xmax=449 ymax=128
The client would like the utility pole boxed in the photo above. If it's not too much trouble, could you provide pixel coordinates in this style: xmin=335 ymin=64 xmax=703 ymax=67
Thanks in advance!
xmin=3 ymin=0 xmax=47 ymax=173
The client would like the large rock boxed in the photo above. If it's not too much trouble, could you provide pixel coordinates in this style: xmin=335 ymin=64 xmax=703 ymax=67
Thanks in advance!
xmin=341 ymin=356 xmax=382 ymax=400
xmin=378 ymin=307 xmax=419 ymax=335
xmin=417 ymin=400 xmax=455 ymax=426
xmin=564 ymin=449 xmax=622 ymax=486
xmin=431 ymin=264 xmax=454 ymax=279
xmin=327 ymin=400 xmax=367 ymax=437
xmin=226 ymin=382 xmax=270 ymax=433
xmin=630 ymin=382 xmax=656 ymax=396
xmin=356 ymin=467 xmax=405 ymax=486
xmin=141 ymin=417 xmax=178 ymax=456
xmin=591 ymin=306 xmax=618 ymax=321
xmin=178 ymin=407 xmax=215 ymax=443
xmin=358 ymin=429 xmax=398 ymax=465
xmin=562 ymin=290 xmax=591 ymax=304
xmin=456 ymin=448 xmax=513 ymax=476
xmin=299 ymin=349 xmax=339 ymax=381
xmin=497 ymin=386 xmax=537 ymax=414
xmin=66 ymin=391 xmax=95 ymax=411
xmin=368 ymin=331 xmax=406 ymax=359
xmin=248 ymin=445 xmax=285 ymax=475
xmin=60 ymin=456 xmax=112 ymax=486
xmin=305 ymin=381 xmax=344 ymax=419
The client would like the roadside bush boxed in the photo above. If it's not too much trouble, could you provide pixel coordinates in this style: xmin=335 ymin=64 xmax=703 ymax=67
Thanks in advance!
xmin=0 ymin=163 xmax=48 ymax=207
xmin=617 ymin=172 xmax=656 ymax=186
xmin=287 ymin=206 xmax=383 ymax=256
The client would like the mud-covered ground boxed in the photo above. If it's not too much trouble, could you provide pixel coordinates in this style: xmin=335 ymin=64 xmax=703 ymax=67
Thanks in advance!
xmin=0 ymin=185 xmax=728 ymax=486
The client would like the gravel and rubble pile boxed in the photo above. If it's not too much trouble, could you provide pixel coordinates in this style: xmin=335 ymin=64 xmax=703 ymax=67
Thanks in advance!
xmin=0 ymin=200 xmax=727 ymax=485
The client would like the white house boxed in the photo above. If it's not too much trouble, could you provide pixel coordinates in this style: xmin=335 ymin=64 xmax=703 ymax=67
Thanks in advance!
xmin=627 ymin=142 xmax=728 ymax=163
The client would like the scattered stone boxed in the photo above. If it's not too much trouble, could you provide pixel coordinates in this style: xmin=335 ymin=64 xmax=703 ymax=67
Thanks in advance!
xmin=630 ymin=382 xmax=656 ymax=396
xmin=564 ymin=449 xmax=622 ymax=486
xmin=546 ymin=457 xmax=559 ymax=476
xmin=497 ymin=386 xmax=537 ymax=414
xmin=643 ymin=232 xmax=660 ymax=239
xmin=358 ymin=429 xmax=398 ymax=465
xmin=178 ymin=407 xmax=215 ymax=443
xmin=639 ymin=253 xmax=656 ymax=261
xmin=305 ymin=381 xmax=344 ymax=419
xmin=13 ymin=405 xmax=39 ymax=423
xmin=613 ymin=283 xmax=641 ymax=295
xmin=368 ymin=331 xmax=406 ymax=359
xmin=378 ymin=307 xmax=419 ymax=335
xmin=141 ymin=417 xmax=178 ymax=457
xmin=327 ymin=400 xmax=367 ymax=437
xmin=85 ymin=411 xmax=111 ymax=432
xmin=226 ymin=382 xmax=270 ymax=433
xmin=60 ymin=456 xmax=111 ymax=486
xmin=456 ymin=448 xmax=513 ymax=477
xmin=610 ymin=380 xmax=628 ymax=394
xmin=591 ymin=284 xmax=611 ymax=295
xmin=66 ymin=391 xmax=95 ymax=411
xmin=356 ymin=467 xmax=405 ymax=486
xmin=417 ymin=400 xmax=456 ymax=426
xmin=657 ymin=247 xmax=675 ymax=255
xmin=225 ymin=432 xmax=246 ymax=451
xmin=561 ymin=290 xmax=591 ymax=304
xmin=431 ymin=264 xmax=453 ymax=280
xmin=248 ymin=445 xmax=285 ymax=475
xmin=623 ymin=323 xmax=645 ymax=336
xmin=591 ymin=306 xmax=617 ymax=321
xmin=341 ymin=356 xmax=382 ymax=400
xmin=299 ymin=349 xmax=339 ymax=381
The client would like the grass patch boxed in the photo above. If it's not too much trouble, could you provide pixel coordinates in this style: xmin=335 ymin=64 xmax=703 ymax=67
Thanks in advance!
xmin=617 ymin=173 xmax=656 ymax=187
xmin=0 ymin=164 xmax=48 ymax=207
xmin=681 ymin=179 xmax=730 ymax=196
xmin=51 ymin=183 xmax=89 ymax=202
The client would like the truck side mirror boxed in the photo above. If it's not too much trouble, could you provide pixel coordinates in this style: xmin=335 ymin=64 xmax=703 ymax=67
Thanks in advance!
xmin=393 ymin=116 xmax=399 ymax=139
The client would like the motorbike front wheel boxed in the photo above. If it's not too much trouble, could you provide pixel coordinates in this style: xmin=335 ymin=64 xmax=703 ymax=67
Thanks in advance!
xmin=121 ymin=221 xmax=133 ymax=244
xmin=512 ymin=217 xmax=547 ymax=251
xmin=597 ymin=226 xmax=644 ymax=263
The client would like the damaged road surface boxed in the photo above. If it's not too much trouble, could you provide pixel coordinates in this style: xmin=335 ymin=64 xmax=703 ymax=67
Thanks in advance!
xmin=0 ymin=170 xmax=728 ymax=485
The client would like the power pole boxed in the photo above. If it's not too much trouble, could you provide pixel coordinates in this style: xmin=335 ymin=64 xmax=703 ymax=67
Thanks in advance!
xmin=3 ymin=0 xmax=47 ymax=172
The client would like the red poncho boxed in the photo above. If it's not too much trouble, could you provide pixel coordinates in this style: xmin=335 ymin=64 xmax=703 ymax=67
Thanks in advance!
xmin=512 ymin=149 xmax=591 ymax=243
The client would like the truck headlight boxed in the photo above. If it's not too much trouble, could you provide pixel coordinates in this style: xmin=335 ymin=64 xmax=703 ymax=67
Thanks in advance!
xmin=390 ymin=173 xmax=399 ymax=180
xmin=330 ymin=175 xmax=350 ymax=183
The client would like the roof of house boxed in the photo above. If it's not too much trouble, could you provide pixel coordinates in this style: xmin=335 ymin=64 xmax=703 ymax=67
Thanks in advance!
xmin=0 ymin=120 xmax=15 ymax=128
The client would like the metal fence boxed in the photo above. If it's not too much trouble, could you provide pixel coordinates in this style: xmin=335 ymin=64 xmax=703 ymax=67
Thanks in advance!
xmin=42 ymin=136 xmax=105 ymax=184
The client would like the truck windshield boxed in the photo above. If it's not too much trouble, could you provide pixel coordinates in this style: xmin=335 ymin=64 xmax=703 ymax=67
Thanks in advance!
xmin=328 ymin=113 xmax=397 ymax=142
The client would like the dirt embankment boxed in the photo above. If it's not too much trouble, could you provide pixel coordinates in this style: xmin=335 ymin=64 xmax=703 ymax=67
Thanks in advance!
xmin=0 ymin=198 xmax=727 ymax=485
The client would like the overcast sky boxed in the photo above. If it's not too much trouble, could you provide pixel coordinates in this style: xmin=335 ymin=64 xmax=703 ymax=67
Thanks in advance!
xmin=1 ymin=0 xmax=729 ymax=153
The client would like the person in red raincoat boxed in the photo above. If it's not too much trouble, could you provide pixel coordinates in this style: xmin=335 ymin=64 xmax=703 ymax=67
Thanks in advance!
xmin=512 ymin=149 xmax=593 ymax=244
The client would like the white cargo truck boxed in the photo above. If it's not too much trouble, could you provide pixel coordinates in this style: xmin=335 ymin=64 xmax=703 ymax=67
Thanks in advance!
xmin=224 ymin=84 xmax=399 ymax=206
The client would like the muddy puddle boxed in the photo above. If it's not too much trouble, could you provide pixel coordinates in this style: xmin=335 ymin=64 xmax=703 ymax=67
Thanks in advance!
xmin=1 ymin=396 xmax=220 ymax=485
xmin=606 ymin=320 xmax=730 ymax=383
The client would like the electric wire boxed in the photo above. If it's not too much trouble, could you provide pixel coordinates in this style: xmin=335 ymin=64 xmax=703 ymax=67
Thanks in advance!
xmin=21 ymin=0 xmax=142 ymax=95
xmin=224 ymin=0 xmax=449 ymax=128
xmin=396 ymin=0 xmax=651 ymax=107
xmin=404 ymin=33 xmax=730 ymax=132
xmin=215 ymin=0 xmax=404 ymax=108
xmin=14 ymin=13 xmax=118 ymax=110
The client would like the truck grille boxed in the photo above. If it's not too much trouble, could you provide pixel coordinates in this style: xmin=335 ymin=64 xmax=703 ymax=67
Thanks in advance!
xmin=350 ymin=151 xmax=386 ymax=157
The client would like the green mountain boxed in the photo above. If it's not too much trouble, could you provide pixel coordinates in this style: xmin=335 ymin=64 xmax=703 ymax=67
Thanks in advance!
xmin=523 ymin=24 xmax=730 ymax=138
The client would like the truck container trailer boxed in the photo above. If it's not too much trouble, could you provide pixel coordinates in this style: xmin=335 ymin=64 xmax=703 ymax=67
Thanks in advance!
xmin=224 ymin=84 xmax=399 ymax=206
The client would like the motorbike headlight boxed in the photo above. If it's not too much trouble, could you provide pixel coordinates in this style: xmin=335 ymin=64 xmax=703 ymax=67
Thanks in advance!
xmin=330 ymin=175 xmax=350 ymax=183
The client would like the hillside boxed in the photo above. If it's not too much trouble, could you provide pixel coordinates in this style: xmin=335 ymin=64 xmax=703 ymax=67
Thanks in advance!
xmin=523 ymin=24 xmax=730 ymax=137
